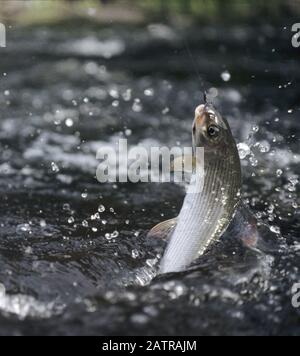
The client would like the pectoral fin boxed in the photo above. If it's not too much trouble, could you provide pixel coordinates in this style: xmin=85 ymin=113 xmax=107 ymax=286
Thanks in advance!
xmin=228 ymin=205 xmax=259 ymax=248
xmin=147 ymin=218 xmax=177 ymax=240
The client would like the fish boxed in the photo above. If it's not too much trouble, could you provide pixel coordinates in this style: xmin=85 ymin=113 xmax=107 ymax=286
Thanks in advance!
xmin=148 ymin=103 xmax=244 ymax=274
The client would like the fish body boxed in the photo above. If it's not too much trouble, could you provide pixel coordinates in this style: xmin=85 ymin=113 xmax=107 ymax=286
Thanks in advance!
xmin=152 ymin=104 xmax=242 ymax=274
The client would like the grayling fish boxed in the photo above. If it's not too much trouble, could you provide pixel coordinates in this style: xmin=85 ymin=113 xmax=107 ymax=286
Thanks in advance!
xmin=148 ymin=103 xmax=243 ymax=274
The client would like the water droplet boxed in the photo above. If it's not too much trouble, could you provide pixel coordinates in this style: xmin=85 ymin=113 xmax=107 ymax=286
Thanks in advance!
xmin=40 ymin=219 xmax=47 ymax=228
xmin=63 ymin=203 xmax=71 ymax=211
xmin=287 ymin=184 xmax=296 ymax=192
xmin=122 ymin=88 xmax=132 ymax=101
xmin=51 ymin=162 xmax=59 ymax=173
xmin=93 ymin=212 xmax=101 ymax=220
xmin=98 ymin=204 xmax=105 ymax=213
xmin=237 ymin=143 xmax=251 ymax=159
xmin=111 ymin=230 xmax=119 ymax=238
xmin=109 ymin=89 xmax=119 ymax=99
xmin=131 ymin=249 xmax=139 ymax=259
xmin=270 ymin=226 xmax=281 ymax=235
xmin=162 ymin=107 xmax=170 ymax=115
xmin=82 ymin=220 xmax=89 ymax=227
xmin=252 ymin=125 xmax=259 ymax=133
xmin=221 ymin=70 xmax=231 ymax=82
xmin=289 ymin=177 xmax=298 ymax=186
xmin=16 ymin=224 xmax=31 ymax=234
xmin=267 ymin=204 xmax=275 ymax=214
xmin=130 ymin=313 xmax=149 ymax=325
xmin=68 ymin=217 xmax=75 ymax=224
xmin=249 ymin=156 xmax=258 ymax=167
xmin=65 ymin=118 xmax=74 ymax=127
xmin=276 ymin=169 xmax=283 ymax=177
xmin=259 ymin=142 xmax=270 ymax=153
xmin=132 ymin=99 xmax=142 ymax=112
xmin=81 ymin=192 xmax=88 ymax=199
xmin=144 ymin=88 xmax=154 ymax=96
xmin=207 ymin=87 xmax=218 ymax=98
xmin=25 ymin=246 xmax=33 ymax=254
xmin=105 ymin=233 xmax=111 ymax=240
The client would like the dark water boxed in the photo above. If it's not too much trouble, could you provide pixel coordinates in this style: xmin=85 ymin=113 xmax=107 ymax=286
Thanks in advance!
xmin=0 ymin=20 xmax=299 ymax=335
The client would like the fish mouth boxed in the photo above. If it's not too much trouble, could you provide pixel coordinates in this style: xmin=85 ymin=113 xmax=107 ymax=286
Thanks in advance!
xmin=194 ymin=104 xmax=207 ymax=127
xmin=194 ymin=104 xmax=226 ymax=131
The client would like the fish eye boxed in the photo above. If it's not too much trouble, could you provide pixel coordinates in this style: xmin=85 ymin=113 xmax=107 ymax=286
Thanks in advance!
xmin=207 ymin=125 xmax=220 ymax=138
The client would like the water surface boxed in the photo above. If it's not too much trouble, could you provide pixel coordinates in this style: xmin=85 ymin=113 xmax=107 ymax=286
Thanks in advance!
xmin=0 ymin=21 xmax=299 ymax=335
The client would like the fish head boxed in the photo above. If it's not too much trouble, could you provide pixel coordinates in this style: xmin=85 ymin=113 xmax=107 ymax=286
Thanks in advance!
xmin=192 ymin=104 xmax=233 ymax=154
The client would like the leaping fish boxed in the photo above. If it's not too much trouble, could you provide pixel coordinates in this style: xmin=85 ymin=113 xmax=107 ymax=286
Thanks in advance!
xmin=148 ymin=103 xmax=256 ymax=274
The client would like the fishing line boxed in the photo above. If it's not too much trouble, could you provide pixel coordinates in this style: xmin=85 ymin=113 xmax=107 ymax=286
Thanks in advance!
xmin=183 ymin=36 xmax=207 ymax=103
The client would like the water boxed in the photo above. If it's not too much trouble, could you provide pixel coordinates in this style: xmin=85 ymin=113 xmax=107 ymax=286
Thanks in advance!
xmin=0 ymin=21 xmax=299 ymax=335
